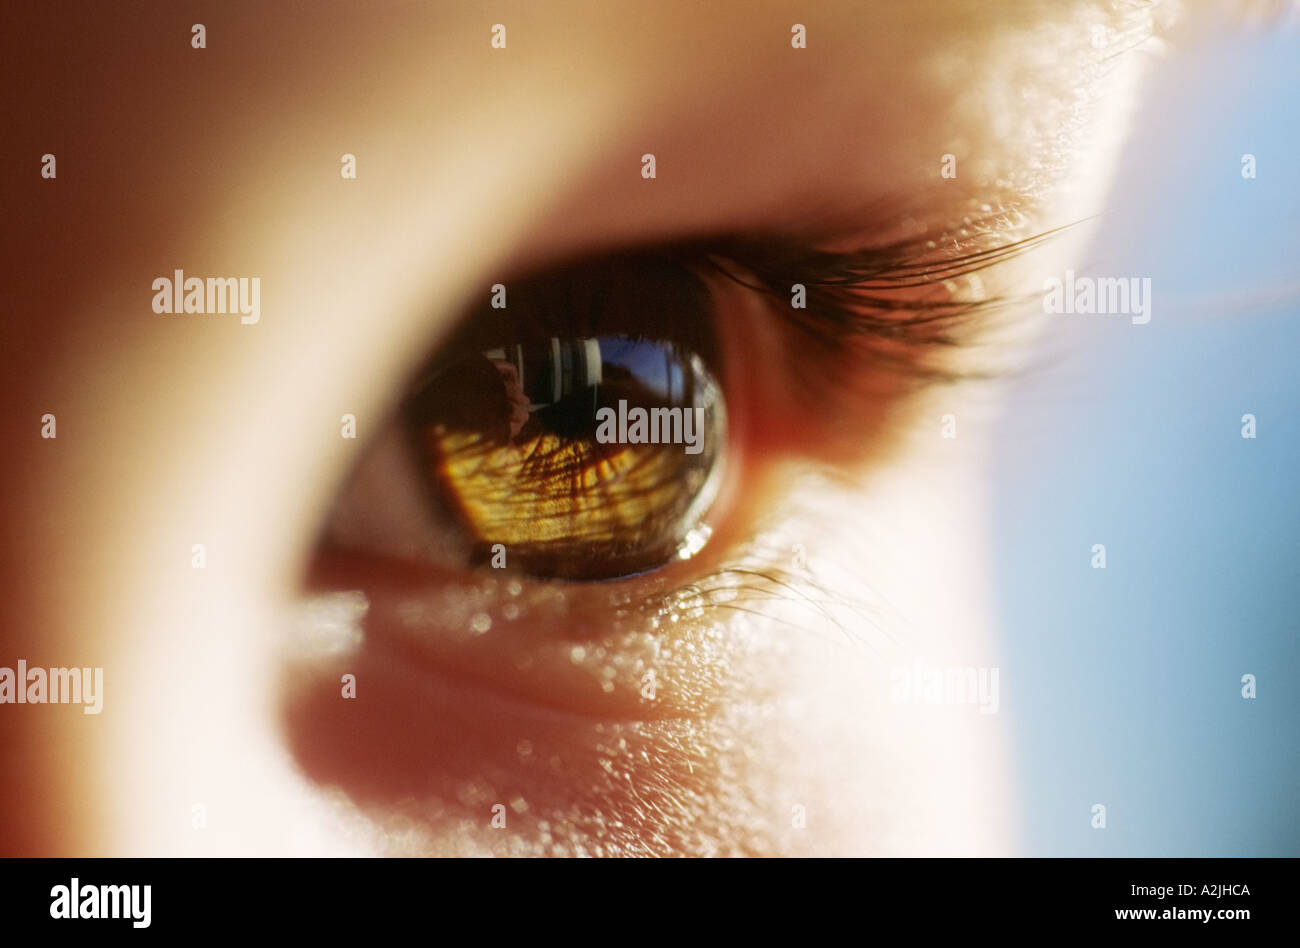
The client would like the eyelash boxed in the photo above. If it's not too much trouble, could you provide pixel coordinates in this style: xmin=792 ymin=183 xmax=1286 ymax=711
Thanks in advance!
xmin=699 ymin=219 xmax=1075 ymax=345
xmin=619 ymin=221 xmax=1070 ymax=618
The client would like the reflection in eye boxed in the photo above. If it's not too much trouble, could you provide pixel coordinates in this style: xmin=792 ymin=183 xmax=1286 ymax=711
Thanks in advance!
xmin=401 ymin=258 xmax=727 ymax=581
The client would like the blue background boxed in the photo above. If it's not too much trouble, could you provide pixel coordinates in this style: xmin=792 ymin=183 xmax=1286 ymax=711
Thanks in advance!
xmin=992 ymin=23 xmax=1300 ymax=855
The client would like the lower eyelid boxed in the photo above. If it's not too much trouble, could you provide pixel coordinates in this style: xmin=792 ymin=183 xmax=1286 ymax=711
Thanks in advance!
xmin=302 ymin=460 xmax=782 ymax=726
xmin=300 ymin=446 xmax=868 ymax=721
xmin=302 ymin=548 xmax=727 ymax=719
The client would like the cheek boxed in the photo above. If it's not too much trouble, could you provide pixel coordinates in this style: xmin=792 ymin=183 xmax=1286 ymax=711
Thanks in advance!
xmin=281 ymin=644 xmax=733 ymax=856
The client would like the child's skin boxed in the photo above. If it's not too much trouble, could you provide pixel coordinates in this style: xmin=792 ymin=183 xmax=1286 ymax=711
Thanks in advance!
xmin=3 ymin=1 xmax=1170 ymax=855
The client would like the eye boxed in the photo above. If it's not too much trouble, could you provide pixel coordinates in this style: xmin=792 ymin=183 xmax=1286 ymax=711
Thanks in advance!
xmin=326 ymin=252 xmax=730 ymax=582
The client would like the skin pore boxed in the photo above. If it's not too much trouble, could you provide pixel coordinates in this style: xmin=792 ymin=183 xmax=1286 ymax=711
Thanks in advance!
xmin=3 ymin=1 xmax=1166 ymax=854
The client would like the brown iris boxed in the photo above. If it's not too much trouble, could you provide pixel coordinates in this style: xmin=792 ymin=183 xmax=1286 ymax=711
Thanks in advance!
xmin=403 ymin=257 xmax=726 ymax=580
